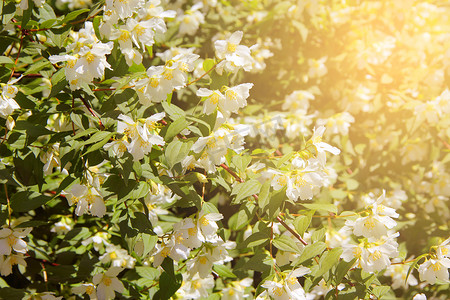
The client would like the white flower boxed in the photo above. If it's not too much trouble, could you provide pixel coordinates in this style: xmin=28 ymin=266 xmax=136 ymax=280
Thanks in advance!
xmin=0 ymin=254 xmax=27 ymax=276
xmin=347 ymin=191 xmax=398 ymax=239
xmin=92 ymin=267 xmax=124 ymax=300
xmin=72 ymin=283 xmax=97 ymax=300
xmin=0 ymin=81 xmax=21 ymax=119
xmin=197 ymin=88 xmax=225 ymax=115
xmin=173 ymin=217 xmax=202 ymax=249
xmin=418 ymin=257 xmax=450 ymax=284
xmin=197 ymin=210 xmax=223 ymax=242
xmin=39 ymin=143 xmax=61 ymax=175
xmin=310 ymin=126 xmax=340 ymax=156
xmin=51 ymin=218 xmax=73 ymax=235
xmin=76 ymin=43 xmax=114 ymax=80
xmin=261 ymin=267 xmax=310 ymax=300
xmin=341 ymin=232 xmax=399 ymax=274
xmin=105 ymin=0 xmax=143 ymax=20
xmin=222 ymin=278 xmax=253 ymax=300
xmin=384 ymin=259 xmax=418 ymax=289
xmin=412 ymin=294 xmax=427 ymax=300
xmin=307 ymin=57 xmax=327 ymax=79
xmin=282 ymin=90 xmax=315 ymax=112
xmin=177 ymin=3 xmax=205 ymax=36
xmin=82 ymin=232 xmax=111 ymax=252
xmin=152 ymin=236 xmax=190 ymax=267
xmin=63 ymin=184 xmax=106 ymax=217
xmin=186 ymin=238 xmax=234 ymax=278
xmin=178 ymin=273 xmax=214 ymax=299
xmin=214 ymin=31 xmax=254 ymax=74
xmin=221 ymin=83 xmax=253 ymax=116
xmin=437 ymin=238 xmax=450 ymax=258
xmin=99 ymin=245 xmax=136 ymax=269
xmin=116 ymin=113 xmax=165 ymax=161
xmin=0 ymin=226 xmax=32 ymax=256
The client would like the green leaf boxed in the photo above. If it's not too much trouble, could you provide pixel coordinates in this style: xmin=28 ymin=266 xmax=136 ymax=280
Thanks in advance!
xmin=372 ymin=286 xmax=391 ymax=299
xmin=49 ymin=68 xmax=67 ymax=97
xmin=14 ymin=120 xmax=54 ymax=137
xmin=81 ymin=131 xmax=112 ymax=146
xmin=61 ymin=8 xmax=90 ymax=24
xmin=301 ymin=203 xmax=337 ymax=214
xmin=154 ymin=271 xmax=182 ymax=300
xmin=0 ymin=56 xmax=14 ymax=64
xmin=165 ymin=140 xmax=193 ymax=169
xmin=257 ymin=180 xmax=271 ymax=210
xmin=11 ymin=191 xmax=52 ymax=212
xmin=345 ymin=178 xmax=359 ymax=191
xmin=161 ymin=102 xmax=185 ymax=119
xmin=311 ymin=227 xmax=326 ymax=243
xmin=165 ymin=117 xmax=191 ymax=141
xmin=335 ymin=258 xmax=356 ymax=284
xmin=210 ymin=70 xmax=228 ymax=90
xmin=231 ymin=179 xmax=261 ymax=204
xmin=131 ymin=212 xmax=154 ymax=234
xmin=273 ymin=235 xmax=301 ymax=253
xmin=316 ymin=247 xmax=343 ymax=278
xmin=213 ymin=264 xmax=236 ymax=278
xmin=293 ymin=210 xmax=315 ymax=237
xmin=232 ymin=155 xmax=252 ymax=173
xmin=240 ymin=231 xmax=269 ymax=249
xmin=294 ymin=242 xmax=326 ymax=265
xmin=267 ymin=189 xmax=285 ymax=220
xmin=203 ymin=58 xmax=215 ymax=72
xmin=228 ymin=202 xmax=255 ymax=231
xmin=135 ymin=266 xmax=159 ymax=280
xmin=141 ymin=233 xmax=158 ymax=257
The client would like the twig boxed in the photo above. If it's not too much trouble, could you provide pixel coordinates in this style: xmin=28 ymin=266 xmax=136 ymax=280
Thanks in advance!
xmin=79 ymin=96 xmax=104 ymax=130
xmin=4 ymin=184 xmax=12 ymax=228
xmin=220 ymin=163 xmax=244 ymax=183
xmin=185 ymin=60 xmax=221 ymax=87
xmin=276 ymin=216 xmax=308 ymax=246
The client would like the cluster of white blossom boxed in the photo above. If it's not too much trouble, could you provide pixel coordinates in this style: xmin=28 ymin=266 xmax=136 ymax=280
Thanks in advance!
xmin=73 ymin=267 xmax=124 ymax=300
xmin=257 ymin=266 xmax=311 ymax=300
xmin=104 ymin=112 xmax=165 ymax=161
xmin=183 ymin=125 xmax=248 ymax=174
xmin=134 ymin=52 xmax=199 ymax=105
xmin=0 ymin=78 xmax=20 ymax=123
xmin=341 ymin=191 xmax=401 ymax=273
xmin=49 ymin=22 xmax=113 ymax=90
xmin=418 ymin=238 xmax=450 ymax=285
xmin=144 ymin=181 xmax=178 ymax=227
xmin=63 ymin=183 xmax=106 ymax=217
xmin=0 ymin=222 xmax=32 ymax=276
xmin=269 ymin=126 xmax=340 ymax=202
xmin=147 ymin=208 xmax=236 ymax=299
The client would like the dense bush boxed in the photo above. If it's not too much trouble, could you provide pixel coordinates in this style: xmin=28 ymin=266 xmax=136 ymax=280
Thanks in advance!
xmin=0 ymin=0 xmax=449 ymax=299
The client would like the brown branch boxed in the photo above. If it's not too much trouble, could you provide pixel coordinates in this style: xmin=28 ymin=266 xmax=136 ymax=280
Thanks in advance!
xmin=276 ymin=216 xmax=308 ymax=246
xmin=12 ymin=72 xmax=42 ymax=78
xmin=79 ymin=96 xmax=104 ymax=130
xmin=220 ymin=163 xmax=244 ymax=183
xmin=185 ymin=60 xmax=221 ymax=87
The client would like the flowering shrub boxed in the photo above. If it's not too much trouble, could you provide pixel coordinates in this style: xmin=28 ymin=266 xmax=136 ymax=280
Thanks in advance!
xmin=0 ymin=0 xmax=449 ymax=299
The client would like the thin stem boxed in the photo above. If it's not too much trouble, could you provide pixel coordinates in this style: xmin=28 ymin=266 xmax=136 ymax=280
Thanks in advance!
xmin=79 ymin=96 xmax=104 ymax=130
xmin=276 ymin=216 xmax=308 ymax=246
xmin=220 ymin=163 xmax=244 ymax=183
xmin=185 ymin=60 xmax=221 ymax=87
xmin=9 ymin=30 xmax=25 ymax=81
xmin=4 ymin=184 xmax=12 ymax=228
